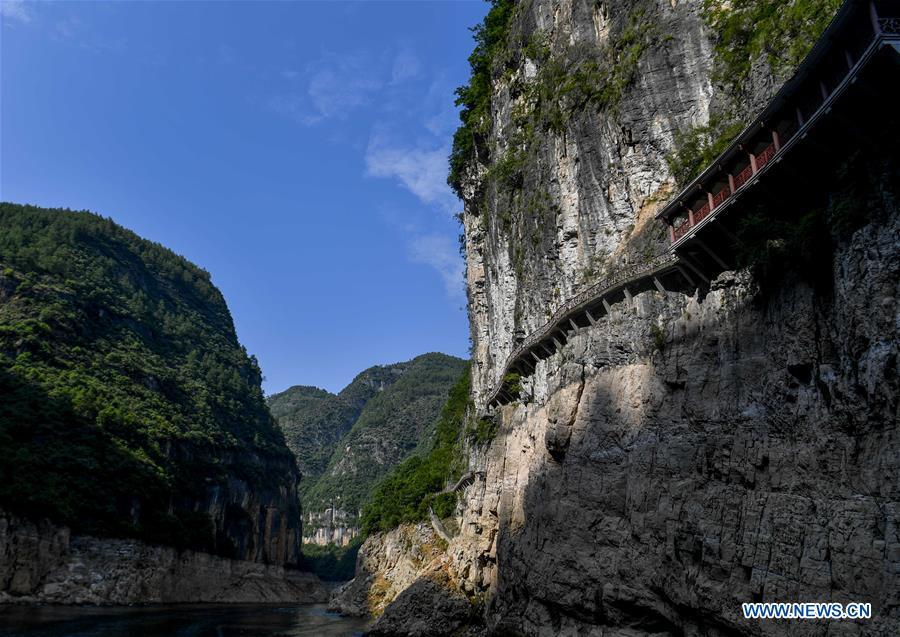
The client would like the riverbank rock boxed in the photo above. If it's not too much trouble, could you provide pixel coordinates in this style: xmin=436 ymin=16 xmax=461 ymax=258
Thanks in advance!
xmin=330 ymin=524 xmax=449 ymax=618
xmin=0 ymin=509 xmax=328 ymax=604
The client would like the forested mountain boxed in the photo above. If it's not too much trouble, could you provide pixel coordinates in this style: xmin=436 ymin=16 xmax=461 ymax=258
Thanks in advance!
xmin=0 ymin=203 xmax=301 ymax=564
xmin=268 ymin=364 xmax=407 ymax=496
xmin=268 ymin=353 xmax=467 ymax=542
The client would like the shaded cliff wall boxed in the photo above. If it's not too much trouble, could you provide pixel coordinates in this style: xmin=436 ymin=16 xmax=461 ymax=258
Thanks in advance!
xmin=0 ymin=509 xmax=327 ymax=604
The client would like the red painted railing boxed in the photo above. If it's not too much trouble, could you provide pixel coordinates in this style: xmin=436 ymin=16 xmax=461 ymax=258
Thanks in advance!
xmin=733 ymin=163 xmax=754 ymax=190
xmin=694 ymin=202 xmax=711 ymax=224
xmin=673 ymin=219 xmax=691 ymax=240
xmin=756 ymin=142 xmax=777 ymax=170
xmin=712 ymin=186 xmax=729 ymax=208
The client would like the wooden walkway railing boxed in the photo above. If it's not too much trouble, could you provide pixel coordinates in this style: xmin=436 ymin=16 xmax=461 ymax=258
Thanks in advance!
xmin=483 ymin=254 xmax=679 ymax=407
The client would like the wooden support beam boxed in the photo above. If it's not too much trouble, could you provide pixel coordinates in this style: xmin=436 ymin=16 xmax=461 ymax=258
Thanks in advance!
xmin=569 ymin=318 xmax=580 ymax=333
xmin=676 ymin=265 xmax=695 ymax=287
xmin=602 ymin=298 xmax=612 ymax=314
xmin=539 ymin=344 xmax=554 ymax=357
xmin=678 ymin=253 xmax=710 ymax=283
xmin=552 ymin=337 xmax=563 ymax=349
xmin=623 ymin=288 xmax=633 ymax=307
xmin=694 ymin=237 xmax=730 ymax=270
xmin=653 ymin=277 xmax=666 ymax=293
xmin=531 ymin=352 xmax=541 ymax=364
xmin=585 ymin=310 xmax=597 ymax=326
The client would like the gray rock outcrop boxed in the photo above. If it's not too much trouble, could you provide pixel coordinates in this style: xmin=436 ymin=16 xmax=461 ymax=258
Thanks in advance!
xmin=0 ymin=509 xmax=327 ymax=604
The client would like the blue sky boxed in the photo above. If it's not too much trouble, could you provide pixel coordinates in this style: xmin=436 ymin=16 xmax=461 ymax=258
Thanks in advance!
xmin=1 ymin=0 xmax=487 ymax=394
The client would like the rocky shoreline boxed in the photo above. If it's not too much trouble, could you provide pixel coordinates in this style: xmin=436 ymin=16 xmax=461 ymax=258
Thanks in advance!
xmin=0 ymin=510 xmax=327 ymax=605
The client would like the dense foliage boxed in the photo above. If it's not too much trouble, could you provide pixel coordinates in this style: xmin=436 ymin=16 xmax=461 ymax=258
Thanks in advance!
xmin=0 ymin=204 xmax=296 ymax=551
xmin=301 ymin=354 xmax=467 ymax=517
xmin=448 ymin=0 xmax=515 ymax=198
xmin=360 ymin=369 xmax=472 ymax=535
xmin=267 ymin=362 xmax=406 ymax=497
xmin=701 ymin=0 xmax=843 ymax=88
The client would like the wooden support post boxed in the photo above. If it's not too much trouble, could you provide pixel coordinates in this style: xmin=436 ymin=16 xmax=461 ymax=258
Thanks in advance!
xmin=669 ymin=223 xmax=675 ymax=243
xmin=623 ymin=288 xmax=633 ymax=307
xmin=796 ymin=106 xmax=805 ymax=129
xmin=552 ymin=337 xmax=563 ymax=349
xmin=749 ymin=152 xmax=758 ymax=175
xmin=707 ymin=191 xmax=716 ymax=211
xmin=585 ymin=310 xmax=597 ymax=326
xmin=531 ymin=352 xmax=541 ymax=364
xmin=694 ymin=237 xmax=730 ymax=270
xmin=844 ymin=48 xmax=854 ymax=70
xmin=688 ymin=208 xmax=696 ymax=227
xmin=728 ymin=173 xmax=736 ymax=194
xmin=771 ymin=129 xmax=781 ymax=152
xmin=602 ymin=298 xmax=612 ymax=314
xmin=870 ymin=1 xmax=881 ymax=35
xmin=819 ymin=80 xmax=829 ymax=101
xmin=653 ymin=277 xmax=666 ymax=293
xmin=569 ymin=318 xmax=580 ymax=333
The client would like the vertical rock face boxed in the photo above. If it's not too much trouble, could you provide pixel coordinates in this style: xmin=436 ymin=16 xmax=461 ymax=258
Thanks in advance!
xmin=463 ymin=0 xmax=718 ymax=408
xmin=445 ymin=0 xmax=900 ymax=634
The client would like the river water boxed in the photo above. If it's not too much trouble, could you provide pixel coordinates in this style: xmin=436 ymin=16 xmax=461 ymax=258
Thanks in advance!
xmin=0 ymin=603 xmax=370 ymax=637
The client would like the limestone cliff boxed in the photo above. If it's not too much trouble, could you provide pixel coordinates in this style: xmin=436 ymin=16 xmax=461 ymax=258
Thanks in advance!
xmin=344 ymin=0 xmax=900 ymax=634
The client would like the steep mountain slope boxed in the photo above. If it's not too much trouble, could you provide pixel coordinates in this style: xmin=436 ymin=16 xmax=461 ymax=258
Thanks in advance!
xmin=268 ymin=364 xmax=407 ymax=496
xmin=0 ymin=203 xmax=301 ymax=564
xmin=270 ymin=353 xmax=467 ymax=544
